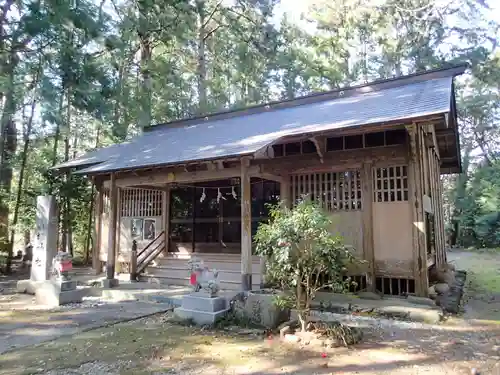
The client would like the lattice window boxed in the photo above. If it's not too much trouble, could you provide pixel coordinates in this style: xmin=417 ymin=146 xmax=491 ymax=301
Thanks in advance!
xmin=373 ymin=165 xmax=409 ymax=202
xmin=121 ymin=189 xmax=163 ymax=217
xmin=290 ymin=170 xmax=362 ymax=211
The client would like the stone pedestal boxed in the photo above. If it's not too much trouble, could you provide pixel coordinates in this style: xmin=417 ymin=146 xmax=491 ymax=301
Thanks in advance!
xmin=174 ymin=293 xmax=229 ymax=325
xmin=17 ymin=196 xmax=58 ymax=295
xmin=35 ymin=280 xmax=83 ymax=307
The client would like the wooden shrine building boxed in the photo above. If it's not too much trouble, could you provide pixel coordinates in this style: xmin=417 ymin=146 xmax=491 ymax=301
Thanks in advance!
xmin=55 ymin=64 xmax=466 ymax=297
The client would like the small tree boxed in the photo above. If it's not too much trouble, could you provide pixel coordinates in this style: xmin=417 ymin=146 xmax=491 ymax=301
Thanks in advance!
xmin=254 ymin=199 xmax=354 ymax=331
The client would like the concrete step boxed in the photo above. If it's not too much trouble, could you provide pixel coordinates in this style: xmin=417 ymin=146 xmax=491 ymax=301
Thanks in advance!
xmin=145 ymin=265 xmax=261 ymax=284
xmin=154 ymin=257 xmax=262 ymax=273
xmin=140 ymin=273 xmax=260 ymax=291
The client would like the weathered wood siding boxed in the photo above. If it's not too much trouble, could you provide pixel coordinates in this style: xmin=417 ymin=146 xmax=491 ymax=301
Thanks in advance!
xmin=372 ymin=164 xmax=414 ymax=277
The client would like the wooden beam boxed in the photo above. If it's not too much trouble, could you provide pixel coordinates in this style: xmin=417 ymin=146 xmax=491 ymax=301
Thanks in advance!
xmin=310 ymin=136 xmax=326 ymax=163
xmin=106 ymin=173 xmax=118 ymax=282
xmin=241 ymin=157 xmax=252 ymax=291
xmin=103 ymin=165 xmax=262 ymax=188
xmin=258 ymin=145 xmax=408 ymax=175
xmin=406 ymin=124 xmax=428 ymax=297
xmin=259 ymin=173 xmax=283 ymax=182
xmin=94 ymin=184 xmax=103 ymax=274
xmin=361 ymin=162 xmax=375 ymax=292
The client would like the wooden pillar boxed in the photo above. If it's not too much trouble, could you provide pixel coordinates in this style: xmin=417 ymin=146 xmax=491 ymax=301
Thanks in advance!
xmin=93 ymin=183 xmax=103 ymax=274
xmin=130 ymin=240 xmax=137 ymax=281
xmin=241 ymin=157 xmax=252 ymax=291
xmin=407 ymin=124 xmax=428 ymax=296
xmin=106 ymin=173 xmax=118 ymax=282
xmin=280 ymin=175 xmax=290 ymax=208
xmin=162 ymin=186 xmax=171 ymax=252
xmin=435 ymin=155 xmax=447 ymax=266
xmin=430 ymin=150 xmax=443 ymax=268
xmin=361 ymin=162 xmax=375 ymax=291
xmin=115 ymin=187 xmax=122 ymax=266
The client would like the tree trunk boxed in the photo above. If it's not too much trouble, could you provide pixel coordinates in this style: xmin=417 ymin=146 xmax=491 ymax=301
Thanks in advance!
xmin=85 ymin=126 xmax=101 ymax=264
xmin=7 ymin=86 xmax=37 ymax=269
xmin=138 ymin=0 xmax=152 ymax=131
xmin=196 ymin=0 xmax=208 ymax=115
xmin=0 ymin=56 xmax=17 ymax=272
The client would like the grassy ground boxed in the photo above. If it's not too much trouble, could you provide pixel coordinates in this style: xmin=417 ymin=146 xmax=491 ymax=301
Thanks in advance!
xmin=448 ymin=249 xmax=500 ymax=322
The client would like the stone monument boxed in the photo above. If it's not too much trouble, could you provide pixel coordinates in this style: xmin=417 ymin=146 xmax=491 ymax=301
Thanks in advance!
xmin=17 ymin=195 xmax=59 ymax=294
xmin=17 ymin=195 xmax=83 ymax=306
xmin=174 ymin=258 xmax=229 ymax=325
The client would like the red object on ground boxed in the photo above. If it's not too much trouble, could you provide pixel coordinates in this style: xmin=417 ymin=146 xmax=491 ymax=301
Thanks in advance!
xmin=321 ymin=353 xmax=327 ymax=358
xmin=190 ymin=273 xmax=197 ymax=285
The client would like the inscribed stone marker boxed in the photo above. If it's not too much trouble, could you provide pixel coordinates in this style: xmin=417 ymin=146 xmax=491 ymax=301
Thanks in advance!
xmin=30 ymin=196 xmax=58 ymax=282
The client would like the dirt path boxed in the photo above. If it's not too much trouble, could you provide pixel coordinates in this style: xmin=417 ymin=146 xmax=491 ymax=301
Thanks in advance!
xmin=0 ymin=251 xmax=499 ymax=375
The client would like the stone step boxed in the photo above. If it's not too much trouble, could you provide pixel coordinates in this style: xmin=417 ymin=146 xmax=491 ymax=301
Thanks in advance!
xmin=154 ymin=257 xmax=262 ymax=273
xmin=139 ymin=274 xmax=260 ymax=291
xmin=146 ymin=265 xmax=261 ymax=283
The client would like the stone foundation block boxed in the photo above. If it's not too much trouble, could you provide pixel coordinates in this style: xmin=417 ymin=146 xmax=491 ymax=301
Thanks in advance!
xmin=174 ymin=307 xmax=229 ymax=325
xmin=35 ymin=281 xmax=83 ymax=307
xmin=181 ymin=295 xmax=226 ymax=312
xmin=101 ymin=278 xmax=119 ymax=288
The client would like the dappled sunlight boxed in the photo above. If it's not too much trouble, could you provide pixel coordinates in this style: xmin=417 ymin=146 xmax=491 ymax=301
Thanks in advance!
xmin=1 ymin=311 xmax=499 ymax=375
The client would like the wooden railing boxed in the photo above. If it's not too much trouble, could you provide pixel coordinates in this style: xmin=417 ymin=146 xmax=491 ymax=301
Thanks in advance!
xmin=130 ymin=230 xmax=165 ymax=280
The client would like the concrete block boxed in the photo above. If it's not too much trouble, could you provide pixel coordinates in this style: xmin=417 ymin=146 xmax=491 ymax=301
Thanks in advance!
xmin=58 ymin=280 xmax=77 ymax=292
xmin=174 ymin=307 xmax=228 ymax=325
xmin=181 ymin=295 xmax=226 ymax=312
xmin=100 ymin=278 xmax=119 ymax=288
xmin=35 ymin=281 xmax=83 ymax=307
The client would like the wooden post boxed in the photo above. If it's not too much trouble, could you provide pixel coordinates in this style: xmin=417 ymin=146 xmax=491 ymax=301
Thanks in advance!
xmin=106 ymin=173 xmax=118 ymax=285
xmin=407 ymin=124 xmax=428 ymax=296
xmin=280 ymin=175 xmax=290 ymax=208
xmin=162 ymin=186 xmax=171 ymax=252
xmin=94 ymin=183 xmax=103 ymax=274
xmin=241 ymin=157 xmax=252 ymax=291
xmin=115 ymin=187 xmax=122 ymax=269
xmin=130 ymin=240 xmax=137 ymax=281
xmin=361 ymin=162 xmax=375 ymax=291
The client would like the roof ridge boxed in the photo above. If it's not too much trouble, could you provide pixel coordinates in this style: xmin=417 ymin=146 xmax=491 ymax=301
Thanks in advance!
xmin=145 ymin=63 xmax=468 ymax=132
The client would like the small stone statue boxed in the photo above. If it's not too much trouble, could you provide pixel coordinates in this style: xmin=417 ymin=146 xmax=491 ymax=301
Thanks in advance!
xmin=187 ymin=257 xmax=220 ymax=297
xmin=198 ymin=268 xmax=220 ymax=297
xmin=51 ymin=251 xmax=73 ymax=281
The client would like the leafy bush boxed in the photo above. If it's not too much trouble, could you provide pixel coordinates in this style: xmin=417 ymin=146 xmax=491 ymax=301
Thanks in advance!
xmin=254 ymin=199 xmax=355 ymax=331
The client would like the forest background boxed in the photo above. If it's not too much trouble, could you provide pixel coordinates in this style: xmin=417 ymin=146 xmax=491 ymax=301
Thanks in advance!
xmin=0 ymin=0 xmax=499 ymax=272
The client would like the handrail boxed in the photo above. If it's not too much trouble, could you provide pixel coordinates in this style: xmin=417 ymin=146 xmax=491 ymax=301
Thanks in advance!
xmin=131 ymin=230 xmax=166 ymax=279
xmin=137 ymin=230 xmax=164 ymax=259
xmin=137 ymin=239 xmax=165 ymax=274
